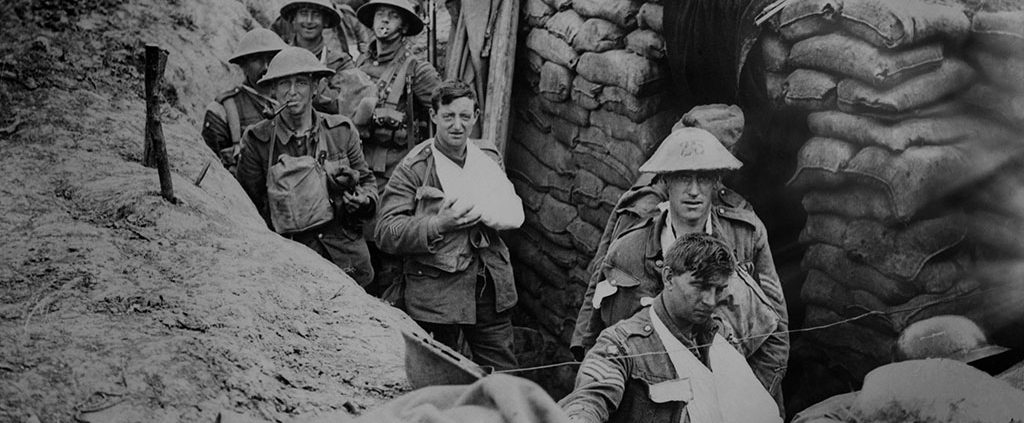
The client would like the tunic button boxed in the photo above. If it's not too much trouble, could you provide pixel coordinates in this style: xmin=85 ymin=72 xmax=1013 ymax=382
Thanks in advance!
xmin=719 ymin=207 xmax=725 ymax=214
xmin=318 ymin=233 xmax=323 ymax=239
xmin=655 ymin=260 xmax=663 ymax=267
xmin=606 ymin=345 xmax=617 ymax=354
xmin=643 ymin=325 xmax=652 ymax=332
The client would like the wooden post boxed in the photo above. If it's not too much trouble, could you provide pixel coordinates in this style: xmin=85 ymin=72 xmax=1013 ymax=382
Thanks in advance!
xmin=143 ymin=44 xmax=175 ymax=203
xmin=482 ymin=0 xmax=520 ymax=160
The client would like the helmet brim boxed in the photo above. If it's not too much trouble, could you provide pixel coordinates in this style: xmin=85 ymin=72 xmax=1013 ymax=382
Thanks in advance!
xmin=281 ymin=1 xmax=343 ymax=28
xmin=356 ymin=1 xmax=425 ymax=36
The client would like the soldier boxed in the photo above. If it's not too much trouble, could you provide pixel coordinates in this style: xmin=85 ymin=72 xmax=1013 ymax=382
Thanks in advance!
xmin=374 ymin=81 xmax=524 ymax=370
xmin=201 ymin=28 xmax=287 ymax=175
xmin=570 ymin=128 xmax=790 ymax=409
xmin=355 ymin=0 xmax=441 ymax=296
xmin=237 ymin=47 xmax=378 ymax=287
xmin=278 ymin=0 xmax=355 ymax=72
xmin=560 ymin=233 xmax=781 ymax=423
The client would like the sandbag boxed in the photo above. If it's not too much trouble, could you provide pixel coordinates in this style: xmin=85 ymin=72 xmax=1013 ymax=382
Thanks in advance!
xmin=571 ymin=75 xmax=603 ymax=109
xmin=766 ymin=71 xmax=787 ymax=108
xmin=526 ymin=28 xmax=580 ymax=69
xmin=783 ymin=68 xmax=840 ymax=111
xmin=523 ymin=49 xmax=545 ymax=74
xmin=854 ymin=360 xmax=1024 ymax=423
xmin=571 ymin=169 xmax=606 ymax=208
xmin=578 ymin=203 xmax=610 ymax=229
xmin=838 ymin=0 xmax=969 ymax=49
xmin=800 ymin=213 xmax=966 ymax=280
xmin=788 ymin=137 xmax=859 ymax=191
xmin=519 ymin=69 xmax=541 ymax=94
xmin=637 ymin=3 xmax=663 ymax=32
xmin=589 ymin=109 xmax=677 ymax=154
xmin=510 ymin=116 xmax=575 ymax=174
xmin=522 ymin=210 xmax=578 ymax=251
xmin=843 ymin=143 xmax=1023 ymax=220
xmin=572 ymin=18 xmax=625 ymax=53
xmin=836 ymin=58 xmax=975 ymax=114
xmin=802 ymin=244 xmax=919 ymax=304
xmin=599 ymin=85 xmax=664 ymax=123
xmin=801 ymin=269 xmax=855 ymax=312
xmin=538 ymin=0 xmax=572 ymax=12
xmin=506 ymin=142 xmax=573 ymax=202
xmin=523 ymin=0 xmax=556 ymax=27
xmin=533 ymin=194 xmax=579 ymax=235
xmin=545 ymin=9 xmax=586 ymax=44
xmin=801 ymin=186 xmax=898 ymax=222
xmin=549 ymin=115 xmax=581 ymax=146
xmin=534 ymin=94 xmax=591 ymax=127
xmin=568 ymin=219 xmax=602 ymax=255
xmin=625 ymin=29 xmax=666 ymax=60
xmin=761 ymin=33 xmax=791 ymax=72
xmin=803 ymin=305 xmax=897 ymax=365
xmin=511 ymin=178 xmax=545 ymax=212
xmin=573 ymin=0 xmax=642 ymax=29
xmin=969 ymin=49 xmax=1024 ymax=93
xmin=971 ymin=11 xmax=1024 ymax=54
xmin=575 ymin=127 xmax=645 ymax=189
xmin=576 ymin=50 xmax=665 ymax=96
xmin=808 ymin=111 xmax=1014 ymax=151
xmin=853 ymin=98 xmax=969 ymax=123
xmin=538 ymin=61 xmax=574 ymax=103
xmin=673 ymin=104 xmax=745 ymax=151
xmin=506 ymin=234 xmax=570 ymax=282
xmin=771 ymin=0 xmax=841 ymax=41
xmin=788 ymin=33 xmax=944 ymax=88
xmin=962 ymin=82 xmax=1024 ymax=128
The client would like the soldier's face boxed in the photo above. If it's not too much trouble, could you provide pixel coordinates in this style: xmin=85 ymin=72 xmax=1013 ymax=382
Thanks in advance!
xmin=430 ymin=96 xmax=478 ymax=152
xmin=240 ymin=53 xmax=274 ymax=87
xmin=293 ymin=7 xmax=325 ymax=41
xmin=372 ymin=6 xmax=406 ymax=40
xmin=664 ymin=172 xmax=719 ymax=226
xmin=660 ymin=270 xmax=728 ymax=326
xmin=274 ymin=75 xmax=314 ymax=116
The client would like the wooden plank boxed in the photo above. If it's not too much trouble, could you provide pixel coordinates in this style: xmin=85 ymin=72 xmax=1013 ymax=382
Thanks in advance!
xmin=482 ymin=0 xmax=520 ymax=161
xmin=143 ymin=44 xmax=175 ymax=203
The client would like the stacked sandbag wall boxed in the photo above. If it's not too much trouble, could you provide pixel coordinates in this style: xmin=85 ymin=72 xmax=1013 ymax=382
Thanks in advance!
xmin=510 ymin=0 xmax=684 ymax=392
xmin=760 ymin=0 xmax=1024 ymax=409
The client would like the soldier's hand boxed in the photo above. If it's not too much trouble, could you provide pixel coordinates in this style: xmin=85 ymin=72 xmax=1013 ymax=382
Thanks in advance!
xmin=342 ymin=191 xmax=370 ymax=212
xmin=434 ymin=197 xmax=482 ymax=233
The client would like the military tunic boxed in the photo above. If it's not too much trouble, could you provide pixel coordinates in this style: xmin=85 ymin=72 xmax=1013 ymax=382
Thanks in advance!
xmin=356 ymin=40 xmax=441 ymax=193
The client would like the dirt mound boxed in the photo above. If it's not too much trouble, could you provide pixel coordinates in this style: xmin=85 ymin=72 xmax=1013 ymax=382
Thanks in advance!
xmin=0 ymin=1 xmax=419 ymax=422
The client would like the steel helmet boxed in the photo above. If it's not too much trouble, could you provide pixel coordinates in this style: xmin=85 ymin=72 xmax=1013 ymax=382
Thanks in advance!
xmin=257 ymin=46 xmax=335 ymax=86
xmin=356 ymin=0 xmax=425 ymax=36
xmin=638 ymin=127 xmax=743 ymax=174
xmin=281 ymin=0 xmax=344 ymax=28
xmin=229 ymin=28 xmax=288 ymax=64
xmin=896 ymin=315 xmax=1010 ymax=363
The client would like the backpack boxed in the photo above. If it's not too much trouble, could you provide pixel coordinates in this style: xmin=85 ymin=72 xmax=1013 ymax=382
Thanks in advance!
xmin=266 ymin=123 xmax=335 ymax=235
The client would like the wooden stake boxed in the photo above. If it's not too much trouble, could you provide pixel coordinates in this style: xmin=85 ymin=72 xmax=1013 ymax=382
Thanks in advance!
xmin=143 ymin=44 xmax=175 ymax=203
xmin=482 ymin=0 xmax=519 ymax=160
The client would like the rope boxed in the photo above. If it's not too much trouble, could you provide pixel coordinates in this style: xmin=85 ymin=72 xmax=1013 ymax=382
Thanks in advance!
xmin=496 ymin=287 xmax=991 ymax=375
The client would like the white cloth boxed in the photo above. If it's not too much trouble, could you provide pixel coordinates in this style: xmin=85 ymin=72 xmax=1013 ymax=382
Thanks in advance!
xmin=659 ymin=202 xmax=713 ymax=255
xmin=649 ymin=308 xmax=781 ymax=423
xmin=432 ymin=140 xmax=524 ymax=231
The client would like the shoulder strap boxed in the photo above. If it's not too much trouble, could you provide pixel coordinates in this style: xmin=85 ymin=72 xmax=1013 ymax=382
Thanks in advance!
xmin=386 ymin=54 xmax=417 ymax=107
xmin=222 ymin=96 xmax=242 ymax=144
xmin=400 ymin=56 xmax=418 ymax=149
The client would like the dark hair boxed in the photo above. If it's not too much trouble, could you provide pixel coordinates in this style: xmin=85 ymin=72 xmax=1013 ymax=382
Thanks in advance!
xmin=664 ymin=233 xmax=735 ymax=283
xmin=430 ymin=80 xmax=476 ymax=111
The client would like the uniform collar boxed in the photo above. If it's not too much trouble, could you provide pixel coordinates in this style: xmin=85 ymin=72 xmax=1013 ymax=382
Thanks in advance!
xmin=273 ymin=111 xmax=322 ymax=145
xmin=366 ymin=39 xmax=406 ymax=64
